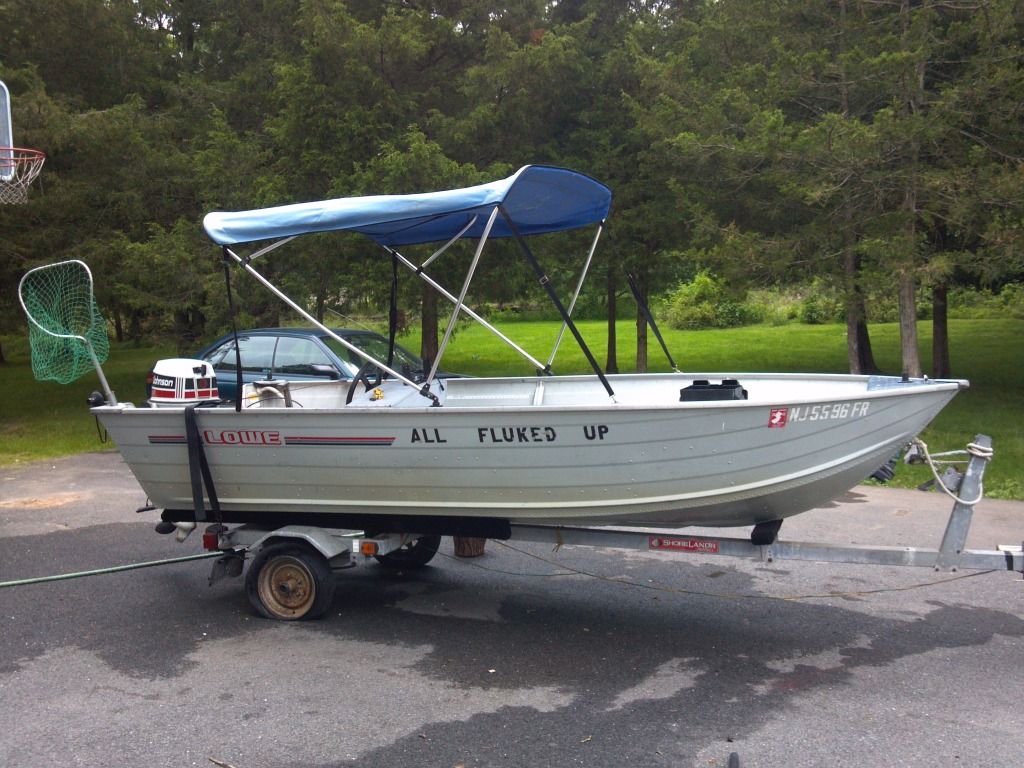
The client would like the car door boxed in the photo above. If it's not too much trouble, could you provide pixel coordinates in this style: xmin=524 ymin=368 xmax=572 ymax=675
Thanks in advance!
xmin=271 ymin=335 xmax=344 ymax=385
xmin=206 ymin=335 xmax=277 ymax=401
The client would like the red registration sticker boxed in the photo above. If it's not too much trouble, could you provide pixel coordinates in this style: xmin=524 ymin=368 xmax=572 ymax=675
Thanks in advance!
xmin=768 ymin=408 xmax=788 ymax=428
xmin=649 ymin=536 xmax=720 ymax=554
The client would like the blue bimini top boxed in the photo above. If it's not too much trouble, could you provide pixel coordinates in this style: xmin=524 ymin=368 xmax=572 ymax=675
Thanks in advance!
xmin=202 ymin=165 xmax=612 ymax=247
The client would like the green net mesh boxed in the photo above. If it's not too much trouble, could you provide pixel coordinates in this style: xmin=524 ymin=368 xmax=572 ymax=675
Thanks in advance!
xmin=18 ymin=260 xmax=110 ymax=384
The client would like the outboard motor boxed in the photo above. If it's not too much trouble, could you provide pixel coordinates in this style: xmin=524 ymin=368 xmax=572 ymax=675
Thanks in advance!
xmin=148 ymin=359 xmax=219 ymax=407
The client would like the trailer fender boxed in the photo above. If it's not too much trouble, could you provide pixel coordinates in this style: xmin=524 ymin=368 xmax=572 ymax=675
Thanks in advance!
xmin=244 ymin=526 xmax=358 ymax=566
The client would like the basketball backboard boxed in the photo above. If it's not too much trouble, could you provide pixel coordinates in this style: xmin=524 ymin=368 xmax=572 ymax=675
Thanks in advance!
xmin=0 ymin=80 xmax=45 ymax=201
xmin=1 ymin=80 xmax=13 ymax=181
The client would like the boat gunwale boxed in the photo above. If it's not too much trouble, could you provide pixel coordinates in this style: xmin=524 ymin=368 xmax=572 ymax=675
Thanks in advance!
xmin=92 ymin=373 xmax=965 ymax=417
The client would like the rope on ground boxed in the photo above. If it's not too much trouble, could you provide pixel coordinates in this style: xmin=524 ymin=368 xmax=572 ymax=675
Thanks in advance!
xmin=911 ymin=437 xmax=992 ymax=507
xmin=0 ymin=551 xmax=222 ymax=589
xmin=471 ymin=540 xmax=998 ymax=603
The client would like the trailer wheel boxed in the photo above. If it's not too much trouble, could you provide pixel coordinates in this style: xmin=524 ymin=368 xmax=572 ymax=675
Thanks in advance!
xmin=375 ymin=535 xmax=442 ymax=569
xmin=245 ymin=543 xmax=335 ymax=620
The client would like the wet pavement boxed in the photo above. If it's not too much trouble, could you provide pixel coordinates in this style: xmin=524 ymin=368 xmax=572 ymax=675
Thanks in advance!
xmin=1 ymin=451 xmax=1021 ymax=767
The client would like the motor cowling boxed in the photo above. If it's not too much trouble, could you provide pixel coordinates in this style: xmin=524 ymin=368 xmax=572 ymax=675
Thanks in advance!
xmin=149 ymin=358 xmax=219 ymax=407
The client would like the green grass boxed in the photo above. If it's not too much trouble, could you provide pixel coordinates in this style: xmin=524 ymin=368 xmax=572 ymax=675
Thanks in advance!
xmin=1 ymin=318 xmax=1021 ymax=499
xmin=0 ymin=336 xmax=174 ymax=464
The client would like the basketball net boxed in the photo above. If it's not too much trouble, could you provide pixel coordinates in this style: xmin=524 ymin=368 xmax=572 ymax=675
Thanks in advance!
xmin=0 ymin=147 xmax=45 ymax=204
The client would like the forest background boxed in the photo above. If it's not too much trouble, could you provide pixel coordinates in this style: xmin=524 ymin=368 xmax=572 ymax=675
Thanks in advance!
xmin=1 ymin=0 xmax=1022 ymax=373
xmin=0 ymin=1 xmax=1021 ymax=408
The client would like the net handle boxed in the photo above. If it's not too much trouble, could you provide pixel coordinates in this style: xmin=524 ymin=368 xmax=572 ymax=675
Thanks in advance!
xmin=17 ymin=259 xmax=118 ymax=405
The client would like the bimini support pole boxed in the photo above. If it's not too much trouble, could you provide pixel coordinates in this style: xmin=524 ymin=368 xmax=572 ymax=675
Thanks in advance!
xmin=222 ymin=245 xmax=438 ymax=405
xmin=546 ymin=222 xmax=604 ymax=369
xmin=499 ymin=206 xmax=616 ymax=401
xmin=626 ymin=270 xmax=680 ymax=373
xmin=419 ymin=216 xmax=477 ymax=272
xmin=387 ymin=246 xmax=547 ymax=371
xmin=426 ymin=205 xmax=499 ymax=385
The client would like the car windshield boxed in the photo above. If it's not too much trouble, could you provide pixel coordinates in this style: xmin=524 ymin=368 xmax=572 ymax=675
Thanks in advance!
xmin=321 ymin=334 xmax=422 ymax=378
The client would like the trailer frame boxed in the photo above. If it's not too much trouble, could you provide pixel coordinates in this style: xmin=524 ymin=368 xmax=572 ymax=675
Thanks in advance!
xmin=198 ymin=433 xmax=1020 ymax=620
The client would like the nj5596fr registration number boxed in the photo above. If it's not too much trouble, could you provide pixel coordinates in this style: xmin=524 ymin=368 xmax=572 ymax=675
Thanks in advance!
xmin=769 ymin=401 xmax=869 ymax=428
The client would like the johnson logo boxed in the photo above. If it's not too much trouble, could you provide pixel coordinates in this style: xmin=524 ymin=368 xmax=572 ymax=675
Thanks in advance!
xmin=202 ymin=429 xmax=282 ymax=446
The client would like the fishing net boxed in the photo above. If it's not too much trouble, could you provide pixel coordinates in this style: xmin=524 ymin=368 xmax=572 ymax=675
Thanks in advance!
xmin=18 ymin=260 xmax=110 ymax=384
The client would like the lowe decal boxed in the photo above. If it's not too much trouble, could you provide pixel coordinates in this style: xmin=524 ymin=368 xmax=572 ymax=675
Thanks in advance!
xmin=147 ymin=432 xmax=395 ymax=447
xmin=203 ymin=429 xmax=282 ymax=446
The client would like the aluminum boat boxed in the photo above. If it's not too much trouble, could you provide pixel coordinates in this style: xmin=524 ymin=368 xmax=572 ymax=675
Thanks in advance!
xmin=88 ymin=166 xmax=965 ymax=536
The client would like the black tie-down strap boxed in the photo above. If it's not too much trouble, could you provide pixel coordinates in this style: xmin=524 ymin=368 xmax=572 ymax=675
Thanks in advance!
xmin=184 ymin=404 xmax=221 ymax=523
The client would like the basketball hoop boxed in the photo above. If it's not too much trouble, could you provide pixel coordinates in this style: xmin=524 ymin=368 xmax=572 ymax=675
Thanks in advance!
xmin=0 ymin=147 xmax=46 ymax=204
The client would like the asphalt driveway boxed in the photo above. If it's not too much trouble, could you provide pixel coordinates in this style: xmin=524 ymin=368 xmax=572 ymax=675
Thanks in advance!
xmin=1 ymin=452 xmax=1021 ymax=768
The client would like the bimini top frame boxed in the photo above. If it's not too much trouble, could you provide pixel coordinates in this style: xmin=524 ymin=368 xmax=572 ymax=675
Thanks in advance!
xmin=204 ymin=166 xmax=615 ymax=403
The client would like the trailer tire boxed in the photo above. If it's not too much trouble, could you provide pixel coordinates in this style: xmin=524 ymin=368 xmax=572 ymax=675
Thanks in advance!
xmin=245 ymin=543 xmax=335 ymax=620
xmin=374 ymin=535 xmax=442 ymax=569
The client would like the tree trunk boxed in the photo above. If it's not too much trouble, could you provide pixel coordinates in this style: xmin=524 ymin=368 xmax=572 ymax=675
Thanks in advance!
xmin=845 ymin=304 xmax=879 ymax=375
xmin=852 ymin=318 xmax=877 ymax=374
xmin=897 ymin=270 xmax=922 ymax=377
xmin=420 ymin=283 xmax=438 ymax=370
xmin=605 ymin=265 xmax=618 ymax=374
xmin=896 ymin=0 xmax=924 ymax=379
xmin=174 ymin=306 xmax=207 ymax=356
xmin=843 ymin=245 xmax=878 ymax=374
xmin=128 ymin=310 xmax=142 ymax=343
xmin=113 ymin=311 xmax=124 ymax=343
xmin=932 ymin=282 xmax=950 ymax=378
xmin=0 ymin=340 xmax=5 ymax=365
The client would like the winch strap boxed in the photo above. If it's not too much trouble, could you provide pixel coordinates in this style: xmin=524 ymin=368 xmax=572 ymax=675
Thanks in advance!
xmin=222 ymin=247 xmax=243 ymax=412
xmin=387 ymin=252 xmax=398 ymax=369
xmin=184 ymin=404 xmax=221 ymax=523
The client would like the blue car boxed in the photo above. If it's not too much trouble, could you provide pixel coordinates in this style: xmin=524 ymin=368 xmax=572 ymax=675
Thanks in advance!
xmin=163 ymin=327 xmax=433 ymax=402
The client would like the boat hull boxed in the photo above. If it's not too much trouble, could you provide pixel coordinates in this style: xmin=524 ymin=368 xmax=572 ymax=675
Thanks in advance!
xmin=93 ymin=373 xmax=963 ymax=530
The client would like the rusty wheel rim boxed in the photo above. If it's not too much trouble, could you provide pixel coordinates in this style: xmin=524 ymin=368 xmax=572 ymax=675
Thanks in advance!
xmin=257 ymin=555 xmax=316 ymax=619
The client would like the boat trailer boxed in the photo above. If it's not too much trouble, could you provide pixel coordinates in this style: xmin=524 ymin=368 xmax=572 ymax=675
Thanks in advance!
xmin=191 ymin=434 xmax=1021 ymax=620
